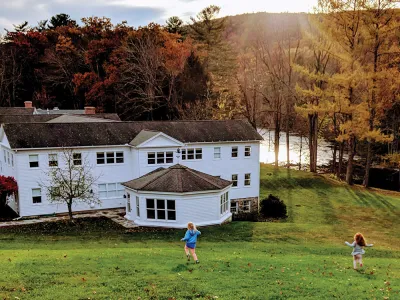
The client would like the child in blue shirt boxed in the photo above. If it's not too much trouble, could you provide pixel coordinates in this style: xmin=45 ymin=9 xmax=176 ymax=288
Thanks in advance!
xmin=181 ymin=222 xmax=201 ymax=264
xmin=345 ymin=232 xmax=373 ymax=269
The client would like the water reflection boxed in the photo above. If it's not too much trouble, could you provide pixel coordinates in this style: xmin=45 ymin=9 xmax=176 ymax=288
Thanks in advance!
xmin=259 ymin=130 xmax=334 ymax=167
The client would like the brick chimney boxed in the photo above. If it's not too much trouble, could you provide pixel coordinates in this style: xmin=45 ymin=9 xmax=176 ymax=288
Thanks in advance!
xmin=84 ymin=106 xmax=96 ymax=115
xmin=24 ymin=101 xmax=33 ymax=108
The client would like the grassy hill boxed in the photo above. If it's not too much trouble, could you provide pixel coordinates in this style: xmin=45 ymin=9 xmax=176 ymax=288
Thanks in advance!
xmin=0 ymin=164 xmax=399 ymax=299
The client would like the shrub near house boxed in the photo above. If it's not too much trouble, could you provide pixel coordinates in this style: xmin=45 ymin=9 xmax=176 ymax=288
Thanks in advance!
xmin=0 ymin=176 xmax=18 ymax=210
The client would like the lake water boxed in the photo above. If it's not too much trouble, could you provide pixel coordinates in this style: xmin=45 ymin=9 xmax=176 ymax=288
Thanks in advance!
xmin=258 ymin=129 xmax=334 ymax=167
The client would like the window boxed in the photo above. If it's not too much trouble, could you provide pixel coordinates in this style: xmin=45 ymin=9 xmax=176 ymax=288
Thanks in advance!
xmin=214 ymin=147 xmax=221 ymax=159
xmin=98 ymin=183 xmax=124 ymax=199
xmin=73 ymin=153 xmax=82 ymax=166
xmin=147 ymin=151 xmax=173 ymax=165
xmin=136 ymin=196 xmax=140 ymax=217
xmin=11 ymin=154 xmax=14 ymax=167
xmin=244 ymin=173 xmax=251 ymax=186
xmin=127 ymin=195 xmax=131 ymax=212
xmin=29 ymin=155 xmax=39 ymax=168
xmin=97 ymin=152 xmax=124 ymax=165
xmin=182 ymin=148 xmax=202 ymax=160
xmin=220 ymin=192 xmax=229 ymax=215
xmin=116 ymin=152 xmax=124 ymax=163
xmin=231 ymin=146 xmax=238 ymax=158
xmin=146 ymin=199 xmax=176 ymax=221
xmin=32 ymin=188 xmax=42 ymax=204
xmin=48 ymin=154 xmax=58 ymax=167
xmin=231 ymin=201 xmax=238 ymax=214
xmin=242 ymin=200 xmax=251 ymax=212
xmin=148 ymin=152 xmax=155 ymax=164
xmin=232 ymin=174 xmax=238 ymax=187
xmin=7 ymin=152 xmax=10 ymax=165
xmin=245 ymin=146 xmax=251 ymax=157
xmin=3 ymin=150 xmax=5 ymax=162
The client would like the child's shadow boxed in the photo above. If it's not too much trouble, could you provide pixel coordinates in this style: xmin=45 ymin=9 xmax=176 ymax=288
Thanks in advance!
xmin=172 ymin=264 xmax=188 ymax=272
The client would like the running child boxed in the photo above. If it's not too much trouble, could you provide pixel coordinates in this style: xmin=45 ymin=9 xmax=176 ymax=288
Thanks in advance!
xmin=181 ymin=222 xmax=201 ymax=264
xmin=345 ymin=232 xmax=373 ymax=269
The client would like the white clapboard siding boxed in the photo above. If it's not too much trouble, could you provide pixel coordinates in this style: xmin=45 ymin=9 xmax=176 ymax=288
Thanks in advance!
xmin=126 ymin=189 xmax=231 ymax=228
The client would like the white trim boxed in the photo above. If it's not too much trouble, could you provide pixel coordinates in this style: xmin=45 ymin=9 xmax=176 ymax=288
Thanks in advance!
xmin=132 ymin=213 xmax=232 ymax=229
xmin=124 ymin=185 xmax=232 ymax=196
xmin=12 ymin=141 xmax=262 ymax=151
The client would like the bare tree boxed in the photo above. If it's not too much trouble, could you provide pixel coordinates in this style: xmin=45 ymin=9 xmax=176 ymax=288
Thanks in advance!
xmin=118 ymin=28 xmax=166 ymax=120
xmin=40 ymin=149 xmax=101 ymax=221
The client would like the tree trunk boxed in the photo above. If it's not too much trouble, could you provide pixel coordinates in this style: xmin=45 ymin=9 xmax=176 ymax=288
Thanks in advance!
xmin=337 ymin=142 xmax=344 ymax=179
xmin=67 ymin=201 xmax=73 ymax=222
xmin=299 ymin=135 xmax=303 ymax=171
xmin=274 ymin=115 xmax=280 ymax=167
xmin=364 ymin=141 xmax=373 ymax=187
xmin=332 ymin=142 xmax=337 ymax=174
xmin=309 ymin=113 xmax=318 ymax=173
xmin=286 ymin=116 xmax=290 ymax=168
xmin=346 ymin=136 xmax=356 ymax=185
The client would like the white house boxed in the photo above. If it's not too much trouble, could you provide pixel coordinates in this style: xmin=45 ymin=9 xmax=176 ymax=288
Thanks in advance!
xmin=0 ymin=119 xmax=263 ymax=226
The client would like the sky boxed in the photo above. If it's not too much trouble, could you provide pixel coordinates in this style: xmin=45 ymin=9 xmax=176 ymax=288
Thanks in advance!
xmin=0 ymin=0 xmax=318 ymax=33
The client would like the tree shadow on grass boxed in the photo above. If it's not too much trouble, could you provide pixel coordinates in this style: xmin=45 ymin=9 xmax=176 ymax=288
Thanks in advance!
xmin=346 ymin=187 xmax=398 ymax=216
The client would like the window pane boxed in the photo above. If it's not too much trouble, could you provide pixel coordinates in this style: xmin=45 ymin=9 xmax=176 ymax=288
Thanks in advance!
xmin=157 ymin=210 xmax=166 ymax=220
xmin=232 ymin=147 xmax=238 ymax=157
xmin=245 ymin=174 xmax=251 ymax=179
xmin=195 ymin=149 xmax=202 ymax=159
xmin=98 ymin=184 xmax=107 ymax=191
xmin=167 ymin=200 xmax=175 ymax=210
xmin=97 ymin=153 xmax=105 ymax=164
xmin=116 ymin=152 xmax=124 ymax=163
xmin=30 ymin=161 xmax=39 ymax=168
xmin=33 ymin=196 xmax=42 ymax=204
xmin=32 ymin=188 xmax=41 ymax=196
xmin=167 ymin=210 xmax=176 ymax=220
xmin=106 ymin=152 xmax=115 ymax=164
xmin=148 ymin=153 xmax=155 ymax=164
xmin=157 ymin=199 xmax=165 ymax=209
xmin=157 ymin=152 xmax=165 ymax=164
xmin=181 ymin=150 xmax=186 ymax=160
xmin=29 ymin=155 xmax=38 ymax=162
xmin=147 ymin=209 xmax=155 ymax=219
xmin=188 ymin=149 xmax=194 ymax=160
xmin=99 ymin=191 xmax=107 ymax=198
xmin=166 ymin=152 xmax=173 ymax=163
xmin=146 ymin=199 xmax=155 ymax=209
xmin=245 ymin=146 xmax=251 ymax=157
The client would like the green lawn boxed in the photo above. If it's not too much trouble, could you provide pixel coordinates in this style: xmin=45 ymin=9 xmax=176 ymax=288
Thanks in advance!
xmin=1 ymin=164 xmax=399 ymax=299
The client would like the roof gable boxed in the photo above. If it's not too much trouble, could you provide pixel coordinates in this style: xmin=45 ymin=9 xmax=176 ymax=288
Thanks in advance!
xmin=130 ymin=130 xmax=184 ymax=148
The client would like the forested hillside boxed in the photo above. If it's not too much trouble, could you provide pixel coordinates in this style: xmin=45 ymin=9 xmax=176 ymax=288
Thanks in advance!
xmin=0 ymin=2 xmax=399 ymax=187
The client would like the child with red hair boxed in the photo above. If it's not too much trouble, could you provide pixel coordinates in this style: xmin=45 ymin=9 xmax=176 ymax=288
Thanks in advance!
xmin=345 ymin=232 xmax=373 ymax=269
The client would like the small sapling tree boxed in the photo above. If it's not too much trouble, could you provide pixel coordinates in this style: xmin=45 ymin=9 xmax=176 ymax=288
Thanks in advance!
xmin=41 ymin=149 xmax=101 ymax=221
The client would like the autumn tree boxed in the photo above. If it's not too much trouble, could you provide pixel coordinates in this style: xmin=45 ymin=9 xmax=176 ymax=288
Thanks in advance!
xmin=189 ymin=5 xmax=239 ymax=119
xmin=294 ymin=17 xmax=333 ymax=173
xmin=360 ymin=0 xmax=399 ymax=187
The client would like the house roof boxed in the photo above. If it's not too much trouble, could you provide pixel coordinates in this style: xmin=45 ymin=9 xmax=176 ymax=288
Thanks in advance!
xmin=122 ymin=164 xmax=231 ymax=193
xmin=0 ymin=113 xmax=121 ymax=124
xmin=0 ymin=107 xmax=35 ymax=115
xmin=35 ymin=108 xmax=86 ymax=115
xmin=46 ymin=115 xmax=116 ymax=123
xmin=3 ymin=120 xmax=262 ymax=149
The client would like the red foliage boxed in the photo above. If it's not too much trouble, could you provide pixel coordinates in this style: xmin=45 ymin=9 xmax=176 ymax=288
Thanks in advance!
xmin=0 ymin=176 xmax=18 ymax=197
